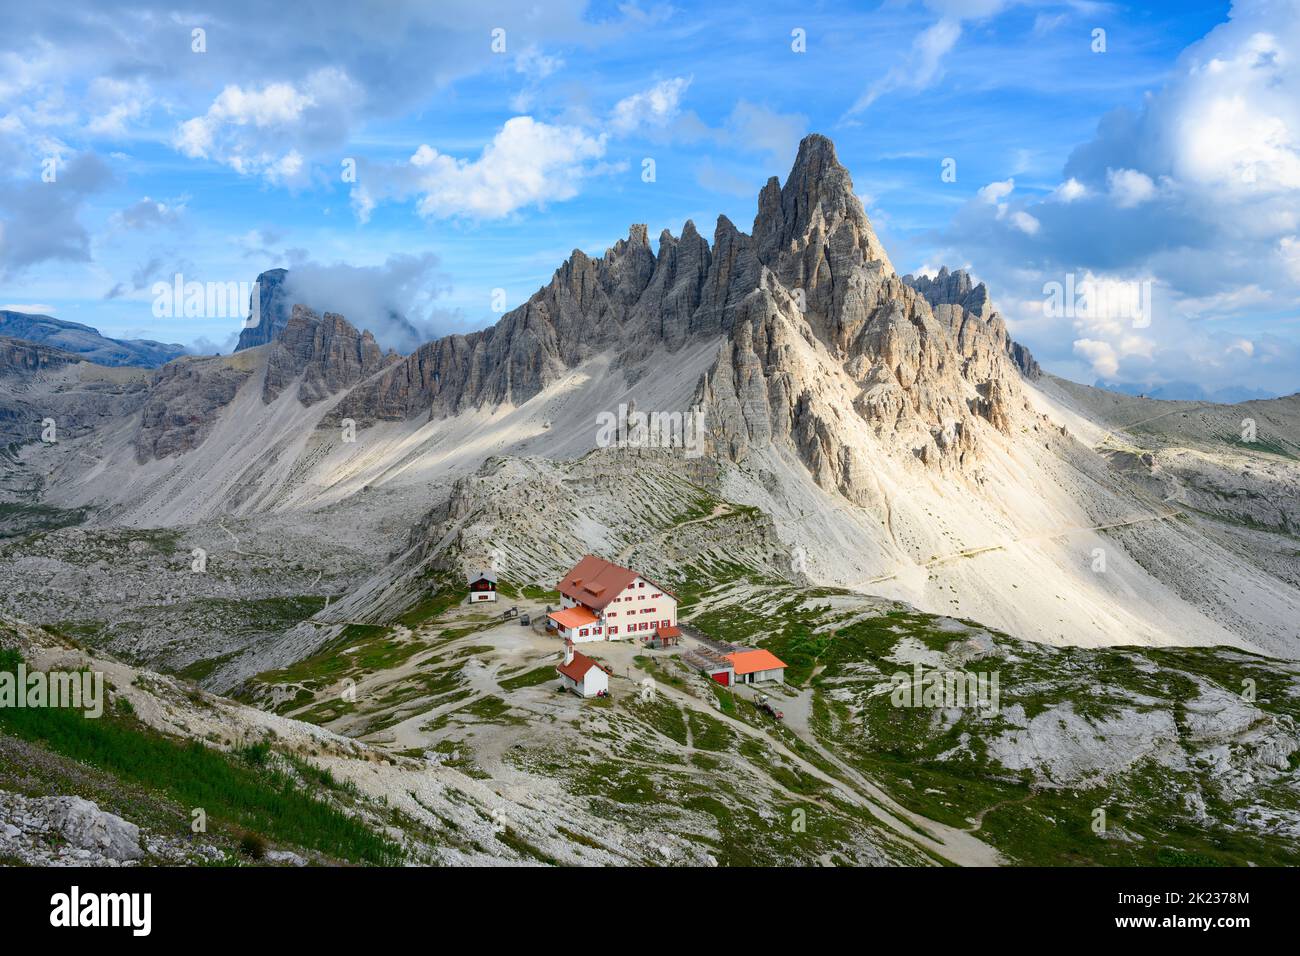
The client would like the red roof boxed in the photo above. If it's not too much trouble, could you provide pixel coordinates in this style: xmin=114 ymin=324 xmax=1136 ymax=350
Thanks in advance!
xmin=557 ymin=651 xmax=599 ymax=682
xmin=656 ymin=625 xmax=682 ymax=638
xmin=556 ymin=555 xmax=638 ymax=610
xmin=547 ymin=606 xmax=599 ymax=629
xmin=727 ymin=649 xmax=787 ymax=675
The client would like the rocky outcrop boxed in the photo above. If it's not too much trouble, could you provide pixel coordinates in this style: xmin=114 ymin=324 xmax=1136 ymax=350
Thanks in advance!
xmin=332 ymin=225 xmax=664 ymax=423
xmin=627 ymin=221 xmax=712 ymax=352
xmin=234 ymin=268 xmax=292 ymax=351
xmin=129 ymin=135 xmax=1046 ymax=501
xmin=0 ymin=336 xmax=81 ymax=374
xmin=752 ymin=133 xmax=893 ymax=277
xmin=48 ymin=795 xmax=144 ymax=861
xmin=905 ymin=267 xmax=1041 ymax=381
xmin=0 ymin=342 xmax=150 ymax=451
xmin=262 ymin=305 xmax=397 ymax=406
xmin=134 ymin=355 xmax=253 ymax=462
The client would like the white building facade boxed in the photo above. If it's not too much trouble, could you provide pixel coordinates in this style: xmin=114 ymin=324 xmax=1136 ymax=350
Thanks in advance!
xmin=548 ymin=555 xmax=677 ymax=643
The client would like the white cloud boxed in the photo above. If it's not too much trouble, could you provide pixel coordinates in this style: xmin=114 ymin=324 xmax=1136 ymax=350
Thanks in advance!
xmin=85 ymin=77 xmax=150 ymax=137
xmin=720 ymin=101 xmax=807 ymax=168
xmin=173 ymin=68 xmax=361 ymax=184
xmin=610 ymin=77 xmax=692 ymax=134
xmin=410 ymin=117 xmax=608 ymax=219
xmin=1106 ymin=168 xmax=1157 ymax=208
xmin=1280 ymin=236 xmax=1300 ymax=281
xmin=0 ymin=302 xmax=55 ymax=313
xmin=1169 ymin=32 xmax=1300 ymax=193
xmin=978 ymin=178 xmax=1015 ymax=203
xmin=350 ymin=184 xmax=376 ymax=225
xmin=1010 ymin=210 xmax=1040 ymax=235
xmin=514 ymin=45 xmax=564 ymax=80
xmin=850 ymin=17 xmax=963 ymax=113
xmin=1073 ymin=338 xmax=1119 ymax=378
xmin=1050 ymin=177 xmax=1087 ymax=202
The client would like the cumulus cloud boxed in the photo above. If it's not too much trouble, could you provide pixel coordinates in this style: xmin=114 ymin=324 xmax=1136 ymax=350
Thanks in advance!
xmin=610 ymin=77 xmax=692 ymax=134
xmin=1073 ymin=338 xmax=1119 ymax=378
xmin=174 ymin=68 xmax=361 ymax=184
xmin=409 ymin=117 xmax=608 ymax=220
xmin=1106 ymin=168 xmax=1158 ymax=208
xmin=978 ymin=179 xmax=1015 ymax=203
xmin=1050 ymin=178 xmax=1088 ymax=203
xmin=1009 ymin=210 xmax=1040 ymax=235
xmin=932 ymin=0 xmax=1300 ymax=397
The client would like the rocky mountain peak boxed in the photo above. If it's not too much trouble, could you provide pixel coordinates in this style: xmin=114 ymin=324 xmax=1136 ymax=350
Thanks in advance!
xmin=235 ymin=268 xmax=291 ymax=352
xmin=753 ymin=133 xmax=893 ymax=276
xmin=906 ymin=267 xmax=990 ymax=321
xmin=263 ymin=304 xmax=396 ymax=406
xmin=903 ymin=269 xmax=1041 ymax=381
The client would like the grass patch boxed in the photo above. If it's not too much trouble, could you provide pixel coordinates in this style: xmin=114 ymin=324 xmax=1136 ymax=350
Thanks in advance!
xmin=0 ymin=657 xmax=399 ymax=864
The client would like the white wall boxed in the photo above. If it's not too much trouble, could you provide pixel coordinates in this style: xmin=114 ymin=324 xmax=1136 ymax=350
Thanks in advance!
xmin=602 ymin=576 xmax=677 ymax=639
xmin=581 ymin=667 xmax=609 ymax=698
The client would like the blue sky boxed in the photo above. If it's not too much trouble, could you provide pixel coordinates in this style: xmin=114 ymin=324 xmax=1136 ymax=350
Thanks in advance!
xmin=2 ymin=0 xmax=1298 ymax=396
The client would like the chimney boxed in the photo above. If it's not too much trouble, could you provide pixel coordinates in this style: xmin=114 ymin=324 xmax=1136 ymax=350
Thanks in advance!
xmin=563 ymin=639 xmax=575 ymax=665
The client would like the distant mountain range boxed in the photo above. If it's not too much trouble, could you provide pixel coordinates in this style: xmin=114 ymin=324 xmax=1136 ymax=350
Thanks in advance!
xmin=0 ymin=310 xmax=186 ymax=368
xmin=1097 ymin=379 xmax=1283 ymax=403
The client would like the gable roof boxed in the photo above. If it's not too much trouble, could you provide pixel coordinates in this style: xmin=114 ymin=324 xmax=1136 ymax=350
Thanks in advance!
xmin=466 ymin=569 xmax=498 ymax=585
xmin=727 ymin=649 xmax=787 ymax=675
xmin=557 ymin=650 xmax=600 ymax=682
xmin=557 ymin=555 xmax=639 ymax=610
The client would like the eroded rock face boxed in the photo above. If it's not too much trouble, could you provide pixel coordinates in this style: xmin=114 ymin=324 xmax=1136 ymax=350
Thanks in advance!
xmin=134 ymin=356 xmax=253 ymax=462
xmin=263 ymin=305 xmax=395 ymax=406
xmin=692 ymin=135 xmax=1035 ymax=495
xmin=0 ymin=336 xmax=81 ymax=374
xmin=331 ymin=225 xmax=668 ymax=423
xmin=905 ymin=267 xmax=1041 ymax=386
xmin=331 ymin=132 xmax=1041 ymax=502
xmin=234 ymin=268 xmax=291 ymax=352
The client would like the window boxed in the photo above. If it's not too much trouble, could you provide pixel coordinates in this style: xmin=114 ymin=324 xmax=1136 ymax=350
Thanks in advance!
xmin=608 ymin=626 xmax=617 ymax=635
xmin=638 ymin=582 xmax=644 ymax=588
xmin=651 ymin=593 xmax=661 ymax=598
xmin=579 ymin=628 xmax=589 ymax=637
